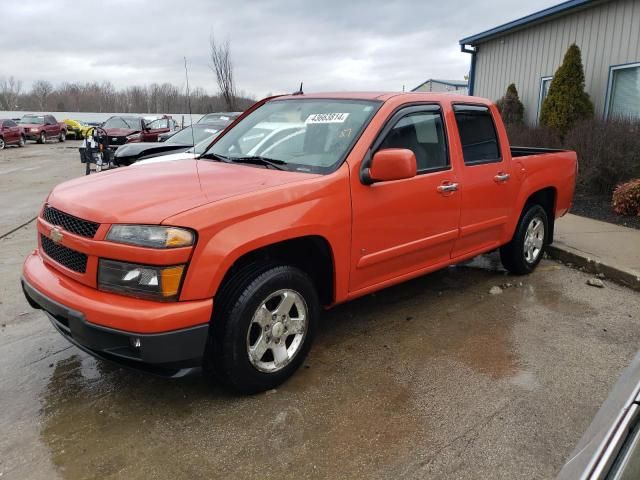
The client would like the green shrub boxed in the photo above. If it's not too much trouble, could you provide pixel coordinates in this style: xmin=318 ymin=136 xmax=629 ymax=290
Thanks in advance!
xmin=496 ymin=83 xmax=525 ymax=125
xmin=540 ymin=44 xmax=594 ymax=136
xmin=612 ymin=179 xmax=640 ymax=216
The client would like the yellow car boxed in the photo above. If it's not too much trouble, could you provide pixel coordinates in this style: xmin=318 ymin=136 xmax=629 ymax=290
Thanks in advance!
xmin=63 ymin=119 xmax=93 ymax=140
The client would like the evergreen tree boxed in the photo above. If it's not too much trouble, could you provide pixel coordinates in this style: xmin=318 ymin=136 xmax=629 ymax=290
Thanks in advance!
xmin=540 ymin=44 xmax=594 ymax=135
xmin=496 ymin=83 xmax=525 ymax=125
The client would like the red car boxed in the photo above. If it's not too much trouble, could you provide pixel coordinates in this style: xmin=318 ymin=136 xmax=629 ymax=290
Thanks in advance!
xmin=0 ymin=119 xmax=26 ymax=149
xmin=100 ymin=115 xmax=176 ymax=148
xmin=19 ymin=114 xmax=67 ymax=143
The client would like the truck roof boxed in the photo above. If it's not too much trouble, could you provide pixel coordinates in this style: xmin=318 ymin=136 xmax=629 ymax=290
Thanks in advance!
xmin=275 ymin=91 xmax=492 ymax=105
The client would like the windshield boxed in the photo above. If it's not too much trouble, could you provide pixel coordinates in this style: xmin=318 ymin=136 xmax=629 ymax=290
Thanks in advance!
xmin=186 ymin=133 xmax=220 ymax=155
xmin=20 ymin=115 xmax=44 ymax=124
xmin=198 ymin=113 xmax=238 ymax=123
xmin=168 ymin=126 xmax=220 ymax=145
xmin=103 ymin=117 xmax=141 ymax=129
xmin=206 ymin=99 xmax=379 ymax=173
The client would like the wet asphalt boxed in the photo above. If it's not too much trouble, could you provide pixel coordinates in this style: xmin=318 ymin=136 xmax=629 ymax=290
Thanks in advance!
xmin=1 ymin=143 xmax=640 ymax=479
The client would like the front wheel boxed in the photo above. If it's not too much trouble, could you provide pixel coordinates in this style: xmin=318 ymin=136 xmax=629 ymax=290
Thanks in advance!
xmin=500 ymin=204 xmax=548 ymax=275
xmin=0 ymin=137 xmax=5 ymax=150
xmin=59 ymin=131 xmax=66 ymax=142
xmin=18 ymin=135 xmax=25 ymax=147
xmin=206 ymin=264 xmax=319 ymax=394
xmin=39 ymin=131 xmax=46 ymax=144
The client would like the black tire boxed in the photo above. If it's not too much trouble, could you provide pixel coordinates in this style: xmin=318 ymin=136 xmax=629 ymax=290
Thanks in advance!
xmin=0 ymin=137 xmax=5 ymax=150
xmin=39 ymin=131 xmax=46 ymax=144
xmin=500 ymin=204 xmax=548 ymax=275
xmin=59 ymin=131 xmax=66 ymax=142
xmin=205 ymin=263 xmax=319 ymax=394
xmin=18 ymin=135 xmax=25 ymax=147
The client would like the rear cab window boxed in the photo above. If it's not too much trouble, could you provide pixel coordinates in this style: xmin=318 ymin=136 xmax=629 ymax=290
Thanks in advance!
xmin=453 ymin=105 xmax=501 ymax=165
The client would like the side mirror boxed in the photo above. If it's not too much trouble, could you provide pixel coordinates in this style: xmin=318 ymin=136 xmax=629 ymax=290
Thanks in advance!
xmin=365 ymin=148 xmax=417 ymax=184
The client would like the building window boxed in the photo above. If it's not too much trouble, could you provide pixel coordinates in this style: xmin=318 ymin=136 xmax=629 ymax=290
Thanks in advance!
xmin=607 ymin=63 xmax=640 ymax=119
xmin=537 ymin=76 xmax=552 ymax=123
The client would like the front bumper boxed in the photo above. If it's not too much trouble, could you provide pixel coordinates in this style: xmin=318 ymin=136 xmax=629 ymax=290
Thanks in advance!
xmin=24 ymin=132 xmax=41 ymax=140
xmin=22 ymin=251 xmax=213 ymax=376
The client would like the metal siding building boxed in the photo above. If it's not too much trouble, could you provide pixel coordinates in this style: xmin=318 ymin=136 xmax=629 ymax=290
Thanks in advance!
xmin=460 ymin=0 xmax=640 ymax=125
xmin=412 ymin=79 xmax=468 ymax=94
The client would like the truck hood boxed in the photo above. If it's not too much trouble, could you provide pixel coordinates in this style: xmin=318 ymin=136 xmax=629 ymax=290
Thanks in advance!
xmin=47 ymin=159 xmax=316 ymax=225
xmin=103 ymin=127 xmax=139 ymax=137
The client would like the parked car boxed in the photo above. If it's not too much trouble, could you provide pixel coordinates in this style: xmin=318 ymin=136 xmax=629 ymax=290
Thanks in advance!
xmin=63 ymin=119 xmax=92 ymax=140
xmin=114 ymin=123 xmax=224 ymax=166
xmin=96 ymin=115 xmax=175 ymax=148
xmin=22 ymin=92 xmax=577 ymax=394
xmin=197 ymin=111 xmax=242 ymax=124
xmin=557 ymin=349 xmax=640 ymax=479
xmin=0 ymin=118 xmax=26 ymax=149
xmin=18 ymin=114 xmax=67 ymax=143
xmin=137 ymin=122 xmax=306 ymax=166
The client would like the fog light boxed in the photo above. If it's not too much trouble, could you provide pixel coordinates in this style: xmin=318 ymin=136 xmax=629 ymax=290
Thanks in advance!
xmin=130 ymin=337 xmax=141 ymax=349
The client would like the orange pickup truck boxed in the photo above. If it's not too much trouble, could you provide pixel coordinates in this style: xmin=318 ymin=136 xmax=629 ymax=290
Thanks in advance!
xmin=22 ymin=92 xmax=576 ymax=393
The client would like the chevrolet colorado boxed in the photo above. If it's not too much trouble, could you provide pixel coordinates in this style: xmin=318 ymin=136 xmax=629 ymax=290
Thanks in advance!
xmin=22 ymin=92 xmax=577 ymax=393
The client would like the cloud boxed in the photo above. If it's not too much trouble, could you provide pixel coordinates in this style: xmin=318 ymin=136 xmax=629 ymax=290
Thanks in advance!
xmin=0 ymin=0 xmax=560 ymax=98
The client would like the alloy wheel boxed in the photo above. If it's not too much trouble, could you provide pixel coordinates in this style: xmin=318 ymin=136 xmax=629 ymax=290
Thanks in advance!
xmin=523 ymin=216 xmax=544 ymax=263
xmin=246 ymin=289 xmax=308 ymax=373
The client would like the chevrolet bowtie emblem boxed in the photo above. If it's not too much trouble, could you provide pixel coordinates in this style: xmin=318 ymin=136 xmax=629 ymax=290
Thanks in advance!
xmin=50 ymin=227 xmax=63 ymax=244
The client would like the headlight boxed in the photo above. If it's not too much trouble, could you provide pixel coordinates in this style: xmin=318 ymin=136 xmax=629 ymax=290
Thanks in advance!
xmin=98 ymin=259 xmax=185 ymax=301
xmin=106 ymin=225 xmax=194 ymax=248
xmin=31 ymin=128 xmax=39 ymax=132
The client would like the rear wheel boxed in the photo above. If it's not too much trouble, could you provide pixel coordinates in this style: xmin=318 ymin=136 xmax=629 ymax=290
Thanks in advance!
xmin=39 ymin=131 xmax=46 ymax=144
xmin=500 ymin=204 xmax=548 ymax=275
xmin=206 ymin=263 xmax=319 ymax=394
xmin=18 ymin=135 xmax=25 ymax=147
xmin=0 ymin=137 xmax=5 ymax=150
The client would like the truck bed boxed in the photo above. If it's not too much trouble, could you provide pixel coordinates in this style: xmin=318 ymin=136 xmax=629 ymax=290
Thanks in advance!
xmin=510 ymin=146 xmax=567 ymax=157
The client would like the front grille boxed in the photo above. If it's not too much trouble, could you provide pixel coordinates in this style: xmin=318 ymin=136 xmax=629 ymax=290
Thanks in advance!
xmin=41 ymin=234 xmax=88 ymax=273
xmin=42 ymin=205 xmax=99 ymax=238
xmin=109 ymin=136 xmax=127 ymax=146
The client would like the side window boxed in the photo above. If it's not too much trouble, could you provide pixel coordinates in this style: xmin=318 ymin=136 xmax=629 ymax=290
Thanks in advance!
xmin=6 ymin=120 xmax=17 ymax=127
xmin=453 ymin=105 xmax=501 ymax=164
xmin=378 ymin=110 xmax=448 ymax=172
xmin=46 ymin=116 xmax=55 ymax=125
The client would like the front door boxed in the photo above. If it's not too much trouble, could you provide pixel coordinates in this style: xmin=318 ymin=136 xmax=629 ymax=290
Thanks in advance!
xmin=450 ymin=104 xmax=516 ymax=257
xmin=142 ymin=118 xmax=171 ymax=142
xmin=350 ymin=105 xmax=460 ymax=293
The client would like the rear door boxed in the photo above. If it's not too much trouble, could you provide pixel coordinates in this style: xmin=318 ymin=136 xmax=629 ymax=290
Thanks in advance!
xmin=3 ymin=120 xmax=18 ymax=142
xmin=350 ymin=104 xmax=461 ymax=293
xmin=45 ymin=116 xmax=59 ymax=137
xmin=450 ymin=104 xmax=517 ymax=258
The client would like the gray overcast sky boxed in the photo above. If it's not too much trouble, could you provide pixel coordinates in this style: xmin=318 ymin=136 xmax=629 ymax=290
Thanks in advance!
xmin=2 ymin=0 xmax=559 ymax=98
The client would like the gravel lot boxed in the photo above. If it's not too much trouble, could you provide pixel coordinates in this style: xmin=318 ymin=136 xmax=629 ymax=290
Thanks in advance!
xmin=1 ymin=142 xmax=640 ymax=480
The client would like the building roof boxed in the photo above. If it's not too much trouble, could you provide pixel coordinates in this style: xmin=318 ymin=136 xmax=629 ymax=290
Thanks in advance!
xmin=411 ymin=79 xmax=468 ymax=91
xmin=459 ymin=0 xmax=599 ymax=46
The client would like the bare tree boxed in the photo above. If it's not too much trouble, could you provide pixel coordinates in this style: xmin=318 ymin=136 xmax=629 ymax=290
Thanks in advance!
xmin=0 ymin=76 xmax=23 ymax=110
xmin=209 ymin=34 xmax=237 ymax=111
xmin=31 ymin=80 xmax=53 ymax=110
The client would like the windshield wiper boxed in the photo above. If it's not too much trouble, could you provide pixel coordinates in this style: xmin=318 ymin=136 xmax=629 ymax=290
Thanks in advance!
xmin=200 ymin=152 xmax=233 ymax=163
xmin=227 ymin=156 xmax=288 ymax=170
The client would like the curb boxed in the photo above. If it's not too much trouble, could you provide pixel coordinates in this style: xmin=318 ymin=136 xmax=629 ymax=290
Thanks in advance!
xmin=547 ymin=244 xmax=640 ymax=292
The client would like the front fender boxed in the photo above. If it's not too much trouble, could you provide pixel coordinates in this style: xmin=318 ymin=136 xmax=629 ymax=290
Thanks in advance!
xmin=170 ymin=168 xmax=352 ymax=302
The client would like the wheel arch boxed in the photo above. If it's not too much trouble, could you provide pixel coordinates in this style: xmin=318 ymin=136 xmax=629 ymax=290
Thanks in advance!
xmin=522 ymin=187 xmax=556 ymax=244
xmin=213 ymin=235 xmax=336 ymax=307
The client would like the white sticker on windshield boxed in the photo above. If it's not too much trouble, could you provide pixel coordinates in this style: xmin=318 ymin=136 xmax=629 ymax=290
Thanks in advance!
xmin=305 ymin=113 xmax=350 ymax=124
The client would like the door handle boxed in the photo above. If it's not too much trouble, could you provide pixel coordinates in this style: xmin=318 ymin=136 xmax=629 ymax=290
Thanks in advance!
xmin=494 ymin=172 xmax=510 ymax=183
xmin=437 ymin=182 xmax=459 ymax=193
